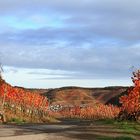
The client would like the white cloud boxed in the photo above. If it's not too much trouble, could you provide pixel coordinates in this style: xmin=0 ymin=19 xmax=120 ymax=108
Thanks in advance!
xmin=0 ymin=45 xmax=140 ymax=79
xmin=3 ymin=66 xmax=132 ymax=88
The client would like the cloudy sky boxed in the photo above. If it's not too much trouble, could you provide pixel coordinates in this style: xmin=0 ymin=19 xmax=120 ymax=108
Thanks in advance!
xmin=0 ymin=0 xmax=140 ymax=88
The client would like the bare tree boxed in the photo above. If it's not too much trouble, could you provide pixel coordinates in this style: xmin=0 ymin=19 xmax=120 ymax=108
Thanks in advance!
xmin=0 ymin=63 xmax=3 ymax=80
xmin=0 ymin=64 xmax=6 ymax=123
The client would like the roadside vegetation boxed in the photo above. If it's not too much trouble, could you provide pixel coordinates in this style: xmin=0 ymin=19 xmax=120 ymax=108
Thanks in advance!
xmin=96 ymin=119 xmax=140 ymax=135
xmin=97 ymin=136 xmax=135 ymax=140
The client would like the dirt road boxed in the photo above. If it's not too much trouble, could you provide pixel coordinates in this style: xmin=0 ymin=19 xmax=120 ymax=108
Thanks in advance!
xmin=0 ymin=120 xmax=139 ymax=140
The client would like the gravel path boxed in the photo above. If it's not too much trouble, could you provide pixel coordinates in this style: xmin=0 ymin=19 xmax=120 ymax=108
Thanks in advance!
xmin=0 ymin=120 xmax=139 ymax=140
xmin=0 ymin=124 xmax=78 ymax=140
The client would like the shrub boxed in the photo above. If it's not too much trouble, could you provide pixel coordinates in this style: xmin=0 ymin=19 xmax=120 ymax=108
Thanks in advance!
xmin=119 ymin=70 xmax=140 ymax=121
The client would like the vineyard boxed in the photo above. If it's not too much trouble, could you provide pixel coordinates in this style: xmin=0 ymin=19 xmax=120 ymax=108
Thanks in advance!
xmin=48 ymin=104 xmax=120 ymax=120
xmin=0 ymin=78 xmax=49 ymax=123
xmin=0 ymin=70 xmax=140 ymax=123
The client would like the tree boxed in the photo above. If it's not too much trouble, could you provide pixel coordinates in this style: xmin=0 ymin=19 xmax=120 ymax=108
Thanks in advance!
xmin=0 ymin=64 xmax=6 ymax=123
xmin=119 ymin=70 xmax=140 ymax=121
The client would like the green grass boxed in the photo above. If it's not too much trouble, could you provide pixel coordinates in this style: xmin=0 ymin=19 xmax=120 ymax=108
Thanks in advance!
xmin=96 ymin=119 xmax=140 ymax=135
xmin=116 ymin=122 xmax=140 ymax=135
xmin=9 ymin=118 xmax=26 ymax=124
xmin=96 ymin=119 xmax=116 ymax=124
xmin=97 ymin=136 xmax=135 ymax=140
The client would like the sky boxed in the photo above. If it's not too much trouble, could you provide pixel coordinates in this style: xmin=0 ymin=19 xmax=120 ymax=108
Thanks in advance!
xmin=0 ymin=0 xmax=140 ymax=88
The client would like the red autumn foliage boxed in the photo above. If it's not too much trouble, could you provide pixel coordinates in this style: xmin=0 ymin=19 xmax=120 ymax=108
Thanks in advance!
xmin=0 ymin=80 xmax=49 ymax=122
xmin=48 ymin=104 xmax=120 ymax=120
xmin=0 ymin=83 xmax=48 ymax=110
xmin=119 ymin=70 xmax=140 ymax=121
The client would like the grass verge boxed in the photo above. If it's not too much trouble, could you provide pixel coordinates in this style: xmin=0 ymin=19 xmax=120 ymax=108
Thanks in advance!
xmin=97 ymin=136 xmax=135 ymax=140
xmin=96 ymin=119 xmax=140 ymax=135
xmin=8 ymin=118 xmax=26 ymax=124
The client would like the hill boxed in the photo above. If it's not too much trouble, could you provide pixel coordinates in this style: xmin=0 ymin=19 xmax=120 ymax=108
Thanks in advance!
xmin=42 ymin=86 xmax=128 ymax=106
xmin=14 ymin=86 xmax=128 ymax=107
